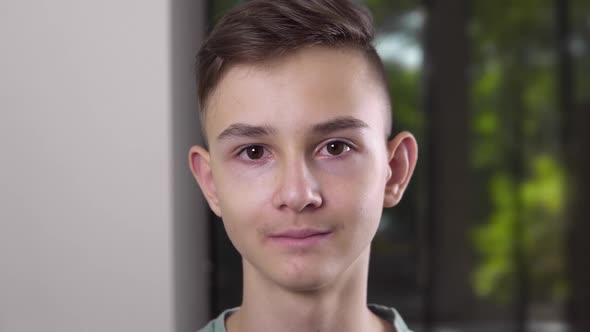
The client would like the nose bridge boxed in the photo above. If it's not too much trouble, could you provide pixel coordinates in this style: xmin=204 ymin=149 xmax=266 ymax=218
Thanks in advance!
xmin=273 ymin=151 xmax=322 ymax=211
xmin=283 ymin=155 xmax=313 ymax=189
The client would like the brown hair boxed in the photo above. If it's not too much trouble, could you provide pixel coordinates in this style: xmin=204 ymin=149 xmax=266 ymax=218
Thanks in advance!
xmin=196 ymin=0 xmax=390 ymax=136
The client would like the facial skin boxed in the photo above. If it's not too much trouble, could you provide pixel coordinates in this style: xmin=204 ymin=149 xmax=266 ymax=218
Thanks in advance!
xmin=189 ymin=46 xmax=417 ymax=298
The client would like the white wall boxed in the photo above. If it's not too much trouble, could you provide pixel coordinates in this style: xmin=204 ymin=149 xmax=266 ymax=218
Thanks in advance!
xmin=0 ymin=1 xmax=209 ymax=331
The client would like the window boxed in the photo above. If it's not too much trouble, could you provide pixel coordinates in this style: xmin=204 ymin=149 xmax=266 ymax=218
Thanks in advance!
xmin=204 ymin=1 xmax=589 ymax=330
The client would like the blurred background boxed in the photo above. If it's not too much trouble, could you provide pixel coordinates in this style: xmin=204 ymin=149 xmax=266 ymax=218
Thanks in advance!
xmin=208 ymin=0 xmax=590 ymax=331
xmin=0 ymin=0 xmax=588 ymax=332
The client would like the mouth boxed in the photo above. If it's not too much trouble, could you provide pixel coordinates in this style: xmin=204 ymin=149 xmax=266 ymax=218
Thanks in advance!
xmin=267 ymin=229 xmax=333 ymax=249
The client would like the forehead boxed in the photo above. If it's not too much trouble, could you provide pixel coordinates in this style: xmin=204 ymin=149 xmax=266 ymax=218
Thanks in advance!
xmin=205 ymin=46 xmax=389 ymax=140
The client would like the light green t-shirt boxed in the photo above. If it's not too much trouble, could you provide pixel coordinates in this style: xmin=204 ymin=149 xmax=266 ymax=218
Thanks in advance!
xmin=198 ymin=304 xmax=413 ymax=332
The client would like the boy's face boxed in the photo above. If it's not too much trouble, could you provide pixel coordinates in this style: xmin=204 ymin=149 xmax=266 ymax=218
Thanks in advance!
xmin=190 ymin=46 xmax=417 ymax=292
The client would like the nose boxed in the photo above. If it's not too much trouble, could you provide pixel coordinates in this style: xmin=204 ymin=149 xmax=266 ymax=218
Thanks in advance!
xmin=272 ymin=159 xmax=323 ymax=212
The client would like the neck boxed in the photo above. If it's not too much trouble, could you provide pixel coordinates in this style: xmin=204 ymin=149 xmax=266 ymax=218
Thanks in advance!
xmin=227 ymin=247 xmax=388 ymax=332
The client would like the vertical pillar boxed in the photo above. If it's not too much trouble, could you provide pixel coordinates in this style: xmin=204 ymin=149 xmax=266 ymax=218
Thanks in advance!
xmin=423 ymin=0 xmax=473 ymax=324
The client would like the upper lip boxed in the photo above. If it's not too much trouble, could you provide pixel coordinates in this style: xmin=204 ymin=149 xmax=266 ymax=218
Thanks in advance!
xmin=269 ymin=228 xmax=332 ymax=239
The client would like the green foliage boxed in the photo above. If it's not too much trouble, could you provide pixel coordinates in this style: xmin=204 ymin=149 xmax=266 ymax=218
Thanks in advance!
xmin=472 ymin=156 xmax=566 ymax=302
xmin=472 ymin=61 xmax=502 ymax=168
xmin=365 ymin=0 xmax=418 ymax=26
xmin=470 ymin=0 xmax=568 ymax=305
xmin=386 ymin=66 xmax=423 ymax=135
xmin=472 ymin=173 xmax=517 ymax=302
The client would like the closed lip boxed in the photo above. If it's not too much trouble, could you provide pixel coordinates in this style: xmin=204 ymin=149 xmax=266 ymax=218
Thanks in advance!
xmin=269 ymin=228 xmax=332 ymax=239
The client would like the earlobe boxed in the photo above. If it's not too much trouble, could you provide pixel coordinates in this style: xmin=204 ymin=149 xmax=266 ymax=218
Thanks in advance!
xmin=383 ymin=131 xmax=418 ymax=208
xmin=188 ymin=145 xmax=222 ymax=217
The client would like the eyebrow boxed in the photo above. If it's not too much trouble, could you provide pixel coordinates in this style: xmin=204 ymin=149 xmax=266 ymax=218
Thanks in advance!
xmin=216 ymin=116 xmax=368 ymax=141
xmin=310 ymin=116 xmax=369 ymax=135
xmin=217 ymin=123 xmax=276 ymax=141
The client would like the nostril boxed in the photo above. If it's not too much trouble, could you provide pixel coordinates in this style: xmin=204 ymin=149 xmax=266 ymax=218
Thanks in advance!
xmin=272 ymin=162 xmax=323 ymax=211
xmin=306 ymin=194 xmax=323 ymax=209
xmin=273 ymin=185 xmax=323 ymax=212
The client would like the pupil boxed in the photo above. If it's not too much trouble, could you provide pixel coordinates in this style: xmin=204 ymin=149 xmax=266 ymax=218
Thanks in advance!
xmin=328 ymin=142 xmax=343 ymax=155
xmin=247 ymin=146 xmax=263 ymax=159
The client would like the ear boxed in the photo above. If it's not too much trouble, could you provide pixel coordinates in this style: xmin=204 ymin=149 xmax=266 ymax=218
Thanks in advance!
xmin=383 ymin=131 xmax=418 ymax=208
xmin=188 ymin=145 xmax=222 ymax=217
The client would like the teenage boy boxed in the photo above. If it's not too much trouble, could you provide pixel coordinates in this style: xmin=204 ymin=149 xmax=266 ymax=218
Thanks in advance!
xmin=189 ymin=0 xmax=418 ymax=331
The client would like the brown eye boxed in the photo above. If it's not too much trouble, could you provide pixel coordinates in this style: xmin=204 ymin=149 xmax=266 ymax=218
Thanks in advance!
xmin=244 ymin=145 xmax=265 ymax=160
xmin=324 ymin=141 xmax=351 ymax=156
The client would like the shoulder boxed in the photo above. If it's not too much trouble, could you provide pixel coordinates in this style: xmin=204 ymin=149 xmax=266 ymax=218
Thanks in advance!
xmin=368 ymin=303 xmax=414 ymax=332
xmin=197 ymin=307 xmax=239 ymax=332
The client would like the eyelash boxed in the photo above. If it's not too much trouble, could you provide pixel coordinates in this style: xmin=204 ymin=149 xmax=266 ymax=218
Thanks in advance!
xmin=235 ymin=140 xmax=355 ymax=163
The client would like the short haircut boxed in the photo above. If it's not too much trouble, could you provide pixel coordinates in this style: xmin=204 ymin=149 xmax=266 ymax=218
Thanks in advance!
xmin=196 ymin=0 xmax=391 ymax=139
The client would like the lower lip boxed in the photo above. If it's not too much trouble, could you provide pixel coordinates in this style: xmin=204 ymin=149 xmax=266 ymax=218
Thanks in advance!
xmin=268 ymin=233 xmax=332 ymax=249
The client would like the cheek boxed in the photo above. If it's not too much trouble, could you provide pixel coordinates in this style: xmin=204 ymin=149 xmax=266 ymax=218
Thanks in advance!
xmin=215 ymin=161 xmax=274 ymax=207
xmin=213 ymin=164 xmax=275 ymax=247
xmin=319 ymin=153 xmax=386 ymax=203
xmin=321 ymin=155 xmax=386 ymax=232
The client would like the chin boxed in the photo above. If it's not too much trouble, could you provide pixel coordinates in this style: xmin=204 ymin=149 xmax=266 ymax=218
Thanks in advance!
xmin=278 ymin=276 xmax=332 ymax=293
xmin=271 ymin=263 xmax=341 ymax=293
